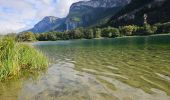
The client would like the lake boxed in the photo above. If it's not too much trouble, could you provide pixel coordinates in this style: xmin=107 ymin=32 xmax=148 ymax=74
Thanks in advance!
xmin=0 ymin=34 xmax=170 ymax=100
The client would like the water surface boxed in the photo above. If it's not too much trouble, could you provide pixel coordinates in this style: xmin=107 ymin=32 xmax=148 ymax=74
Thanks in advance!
xmin=1 ymin=35 xmax=170 ymax=100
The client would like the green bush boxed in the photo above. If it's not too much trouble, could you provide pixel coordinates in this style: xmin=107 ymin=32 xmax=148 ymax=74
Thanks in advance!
xmin=74 ymin=28 xmax=84 ymax=39
xmin=17 ymin=32 xmax=36 ymax=42
xmin=101 ymin=27 xmax=120 ymax=38
xmin=120 ymin=25 xmax=137 ymax=36
xmin=37 ymin=33 xmax=48 ymax=41
xmin=101 ymin=28 xmax=112 ymax=37
xmin=36 ymin=32 xmax=65 ymax=41
xmin=62 ymin=32 xmax=70 ymax=40
xmin=46 ymin=32 xmax=57 ymax=41
xmin=155 ymin=22 xmax=170 ymax=33
xmin=135 ymin=24 xmax=157 ymax=35
xmin=110 ymin=27 xmax=120 ymax=37
xmin=83 ymin=29 xmax=94 ymax=39
xmin=93 ymin=28 xmax=101 ymax=38
xmin=143 ymin=24 xmax=157 ymax=35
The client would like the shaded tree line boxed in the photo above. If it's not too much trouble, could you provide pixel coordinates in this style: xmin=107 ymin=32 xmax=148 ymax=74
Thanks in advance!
xmin=17 ymin=22 xmax=170 ymax=42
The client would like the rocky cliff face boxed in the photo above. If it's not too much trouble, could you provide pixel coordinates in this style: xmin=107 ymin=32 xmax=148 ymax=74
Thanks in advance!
xmin=27 ymin=0 xmax=131 ymax=33
xmin=28 ymin=16 xmax=65 ymax=33
xmin=70 ymin=0 xmax=130 ymax=8
xmin=64 ymin=0 xmax=131 ymax=30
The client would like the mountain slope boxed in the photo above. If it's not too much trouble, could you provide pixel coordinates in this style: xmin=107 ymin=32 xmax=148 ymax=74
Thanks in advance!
xmin=60 ymin=0 xmax=130 ymax=30
xmin=28 ymin=16 xmax=65 ymax=33
xmin=107 ymin=0 xmax=170 ymax=27
xmin=26 ymin=0 xmax=130 ymax=33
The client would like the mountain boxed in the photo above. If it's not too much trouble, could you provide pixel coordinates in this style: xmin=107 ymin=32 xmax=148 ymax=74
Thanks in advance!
xmin=57 ymin=0 xmax=131 ymax=31
xmin=27 ymin=16 xmax=65 ymax=33
xmin=26 ymin=0 xmax=130 ymax=33
xmin=107 ymin=0 xmax=170 ymax=27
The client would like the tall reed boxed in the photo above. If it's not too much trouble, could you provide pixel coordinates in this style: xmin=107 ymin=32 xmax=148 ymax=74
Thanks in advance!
xmin=0 ymin=36 xmax=48 ymax=80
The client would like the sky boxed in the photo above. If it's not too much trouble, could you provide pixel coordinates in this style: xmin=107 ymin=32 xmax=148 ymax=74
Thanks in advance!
xmin=0 ymin=0 xmax=86 ymax=34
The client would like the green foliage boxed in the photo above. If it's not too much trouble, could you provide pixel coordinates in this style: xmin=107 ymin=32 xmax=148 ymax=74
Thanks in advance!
xmin=62 ymin=32 xmax=70 ymax=40
xmin=38 ymin=33 xmax=48 ymax=41
xmin=102 ymin=27 xmax=120 ymax=38
xmin=67 ymin=28 xmax=84 ymax=39
xmin=155 ymin=22 xmax=170 ymax=33
xmin=6 ymin=33 xmax=17 ymax=39
xmin=143 ymin=23 xmax=157 ymax=35
xmin=37 ymin=32 xmax=64 ymax=41
xmin=93 ymin=28 xmax=101 ymax=38
xmin=0 ymin=36 xmax=48 ymax=80
xmin=46 ymin=32 xmax=57 ymax=41
xmin=23 ymin=22 xmax=169 ymax=41
xmin=18 ymin=32 xmax=36 ymax=42
xmin=102 ymin=28 xmax=111 ymax=37
xmin=110 ymin=28 xmax=120 ymax=37
xmin=120 ymin=25 xmax=137 ymax=36
xmin=83 ymin=29 xmax=94 ymax=39
xmin=135 ymin=24 xmax=157 ymax=35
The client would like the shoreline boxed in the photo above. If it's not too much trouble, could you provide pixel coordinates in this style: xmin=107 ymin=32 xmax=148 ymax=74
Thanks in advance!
xmin=30 ymin=33 xmax=170 ymax=43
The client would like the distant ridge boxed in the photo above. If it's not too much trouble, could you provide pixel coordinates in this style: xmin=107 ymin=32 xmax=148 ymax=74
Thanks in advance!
xmin=26 ymin=0 xmax=130 ymax=33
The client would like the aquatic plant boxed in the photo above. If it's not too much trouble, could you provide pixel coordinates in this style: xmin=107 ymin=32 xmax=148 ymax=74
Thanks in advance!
xmin=0 ymin=36 xmax=48 ymax=81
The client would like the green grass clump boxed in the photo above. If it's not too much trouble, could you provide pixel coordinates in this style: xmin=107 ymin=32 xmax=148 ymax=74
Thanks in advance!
xmin=0 ymin=36 xmax=48 ymax=80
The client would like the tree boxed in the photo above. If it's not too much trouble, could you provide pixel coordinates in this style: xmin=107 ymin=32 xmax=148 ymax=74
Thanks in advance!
xmin=155 ymin=22 xmax=170 ymax=34
xmin=83 ymin=29 xmax=94 ymax=39
xmin=120 ymin=25 xmax=137 ymax=36
xmin=134 ymin=24 xmax=157 ymax=35
xmin=17 ymin=32 xmax=36 ymax=41
xmin=109 ymin=27 xmax=120 ymax=37
xmin=141 ymin=24 xmax=157 ymax=35
xmin=62 ymin=31 xmax=70 ymax=40
xmin=101 ymin=27 xmax=120 ymax=38
xmin=74 ymin=28 xmax=83 ymax=39
xmin=143 ymin=23 xmax=154 ymax=35
xmin=54 ymin=32 xmax=63 ymax=40
xmin=47 ymin=32 xmax=57 ymax=41
xmin=37 ymin=33 xmax=48 ymax=41
xmin=67 ymin=30 xmax=74 ymax=39
xmin=93 ymin=28 xmax=101 ymax=38
xmin=101 ymin=27 xmax=111 ymax=37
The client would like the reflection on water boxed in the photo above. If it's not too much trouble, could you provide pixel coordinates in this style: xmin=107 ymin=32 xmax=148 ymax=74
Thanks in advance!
xmin=1 ymin=35 xmax=170 ymax=100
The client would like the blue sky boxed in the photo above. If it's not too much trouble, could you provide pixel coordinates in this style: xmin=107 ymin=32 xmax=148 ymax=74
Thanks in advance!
xmin=0 ymin=0 xmax=85 ymax=34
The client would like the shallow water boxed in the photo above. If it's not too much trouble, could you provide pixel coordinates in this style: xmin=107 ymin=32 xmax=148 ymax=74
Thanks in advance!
xmin=1 ymin=35 xmax=170 ymax=100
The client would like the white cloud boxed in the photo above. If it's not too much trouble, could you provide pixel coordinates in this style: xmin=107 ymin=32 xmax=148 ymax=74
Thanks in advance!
xmin=0 ymin=20 xmax=26 ymax=34
xmin=41 ymin=0 xmax=52 ymax=5
xmin=0 ymin=0 xmax=86 ymax=34
xmin=55 ymin=0 xmax=85 ymax=17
